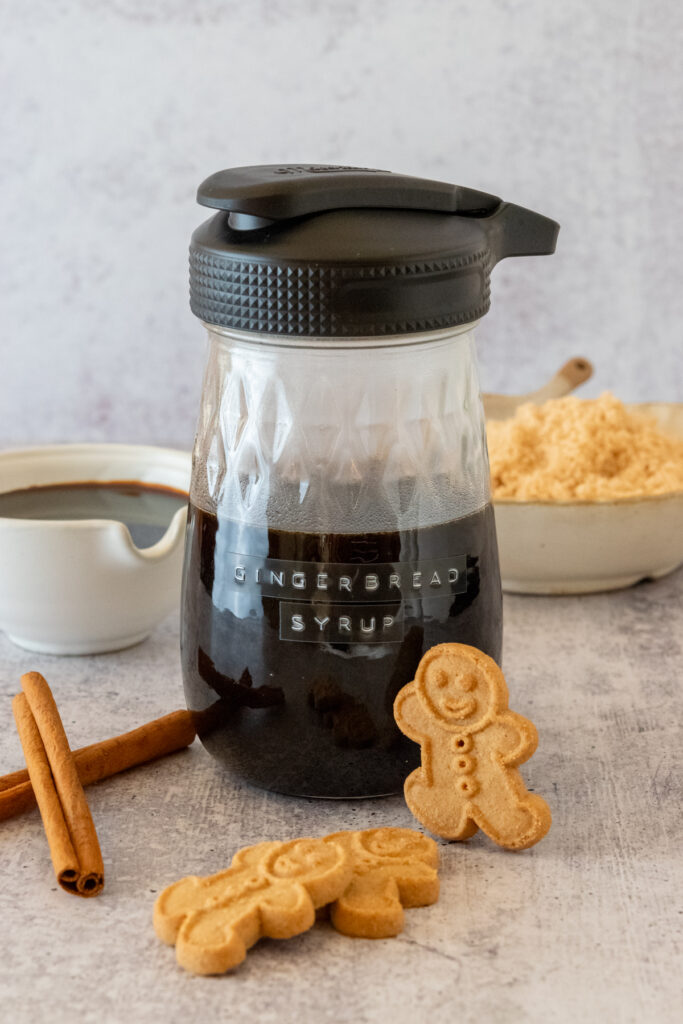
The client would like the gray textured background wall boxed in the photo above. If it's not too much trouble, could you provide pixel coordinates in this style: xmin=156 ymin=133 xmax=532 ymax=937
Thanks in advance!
xmin=1 ymin=0 xmax=681 ymax=449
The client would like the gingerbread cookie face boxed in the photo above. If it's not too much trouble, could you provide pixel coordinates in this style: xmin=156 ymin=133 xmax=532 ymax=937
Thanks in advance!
xmin=394 ymin=643 xmax=551 ymax=850
xmin=419 ymin=650 xmax=497 ymax=731
xmin=154 ymin=837 xmax=351 ymax=974
xmin=323 ymin=828 xmax=440 ymax=939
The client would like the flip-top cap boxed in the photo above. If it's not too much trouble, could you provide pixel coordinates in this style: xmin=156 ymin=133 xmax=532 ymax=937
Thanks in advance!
xmin=190 ymin=164 xmax=559 ymax=337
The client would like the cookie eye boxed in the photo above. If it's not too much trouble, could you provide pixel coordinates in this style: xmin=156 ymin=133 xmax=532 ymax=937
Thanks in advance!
xmin=459 ymin=674 xmax=478 ymax=692
xmin=433 ymin=668 xmax=450 ymax=689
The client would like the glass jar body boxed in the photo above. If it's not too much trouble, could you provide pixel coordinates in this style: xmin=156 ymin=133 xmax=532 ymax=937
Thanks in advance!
xmin=181 ymin=325 xmax=502 ymax=797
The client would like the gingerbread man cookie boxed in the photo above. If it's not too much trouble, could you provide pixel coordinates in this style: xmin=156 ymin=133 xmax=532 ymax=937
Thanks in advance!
xmin=394 ymin=643 xmax=551 ymax=850
xmin=154 ymin=837 xmax=351 ymax=974
xmin=322 ymin=828 xmax=439 ymax=938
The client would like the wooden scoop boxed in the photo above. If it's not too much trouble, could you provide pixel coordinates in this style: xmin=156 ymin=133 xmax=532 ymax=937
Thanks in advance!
xmin=483 ymin=357 xmax=593 ymax=421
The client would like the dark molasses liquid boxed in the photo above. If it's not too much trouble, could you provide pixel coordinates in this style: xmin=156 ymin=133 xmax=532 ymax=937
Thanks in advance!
xmin=0 ymin=481 xmax=188 ymax=548
xmin=181 ymin=502 xmax=502 ymax=798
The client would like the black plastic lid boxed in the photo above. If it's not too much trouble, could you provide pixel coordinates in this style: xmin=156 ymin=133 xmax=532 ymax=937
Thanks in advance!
xmin=189 ymin=165 xmax=559 ymax=337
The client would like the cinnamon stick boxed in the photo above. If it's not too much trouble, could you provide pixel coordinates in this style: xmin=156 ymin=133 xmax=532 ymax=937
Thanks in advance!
xmin=13 ymin=672 xmax=104 ymax=897
xmin=0 ymin=709 xmax=195 ymax=822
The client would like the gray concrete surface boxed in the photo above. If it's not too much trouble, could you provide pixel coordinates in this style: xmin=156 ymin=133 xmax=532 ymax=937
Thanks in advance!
xmin=0 ymin=570 xmax=681 ymax=1023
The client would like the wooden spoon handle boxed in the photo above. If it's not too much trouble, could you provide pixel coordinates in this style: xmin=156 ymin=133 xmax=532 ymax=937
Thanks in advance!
xmin=534 ymin=357 xmax=593 ymax=401
xmin=483 ymin=357 xmax=593 ymax=420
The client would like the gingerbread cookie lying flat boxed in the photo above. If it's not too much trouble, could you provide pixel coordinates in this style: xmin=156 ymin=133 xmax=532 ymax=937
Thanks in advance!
xmin=394 ymin=644 xmax=551 ymax=850
xmin=323 ymin=828 xmax=439 ymax=938
xmin=154 ymin=837 xmax=351 ymax=974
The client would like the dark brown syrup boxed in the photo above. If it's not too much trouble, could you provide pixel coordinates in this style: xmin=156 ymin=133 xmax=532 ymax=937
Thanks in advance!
xmin=0 ymin=481 xmax=188 ymax=548
xmin=181 ymin=503 xmax=502 ymax=798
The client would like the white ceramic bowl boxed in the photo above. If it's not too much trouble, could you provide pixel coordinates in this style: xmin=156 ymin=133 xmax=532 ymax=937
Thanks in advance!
xmin=492 ymin=402 xmax=683 ymax=594
xmin=0 ymin=444 xmax=191 ymax=654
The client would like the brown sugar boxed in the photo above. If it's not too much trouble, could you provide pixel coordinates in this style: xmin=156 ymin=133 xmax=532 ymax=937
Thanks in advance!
xmin=487 ymin=393 xmax=683 ymax=501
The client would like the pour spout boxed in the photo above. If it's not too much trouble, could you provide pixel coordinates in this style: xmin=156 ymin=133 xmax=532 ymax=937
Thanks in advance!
xmin=486 ymin=202 xmax=560 ymax=266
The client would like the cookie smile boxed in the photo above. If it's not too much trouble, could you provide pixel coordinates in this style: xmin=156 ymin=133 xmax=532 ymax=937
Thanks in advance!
xmin=442 ymin=696 xmax=477 ymax=718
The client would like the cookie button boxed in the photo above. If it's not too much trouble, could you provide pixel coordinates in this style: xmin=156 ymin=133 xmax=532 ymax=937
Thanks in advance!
xmin=452 ymin=735 xmax=473 ymax=754
xmin=452 ymin=754 xmax=476 ymax=775
xmin=456 ymin=777 xmax=479 ymax=796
